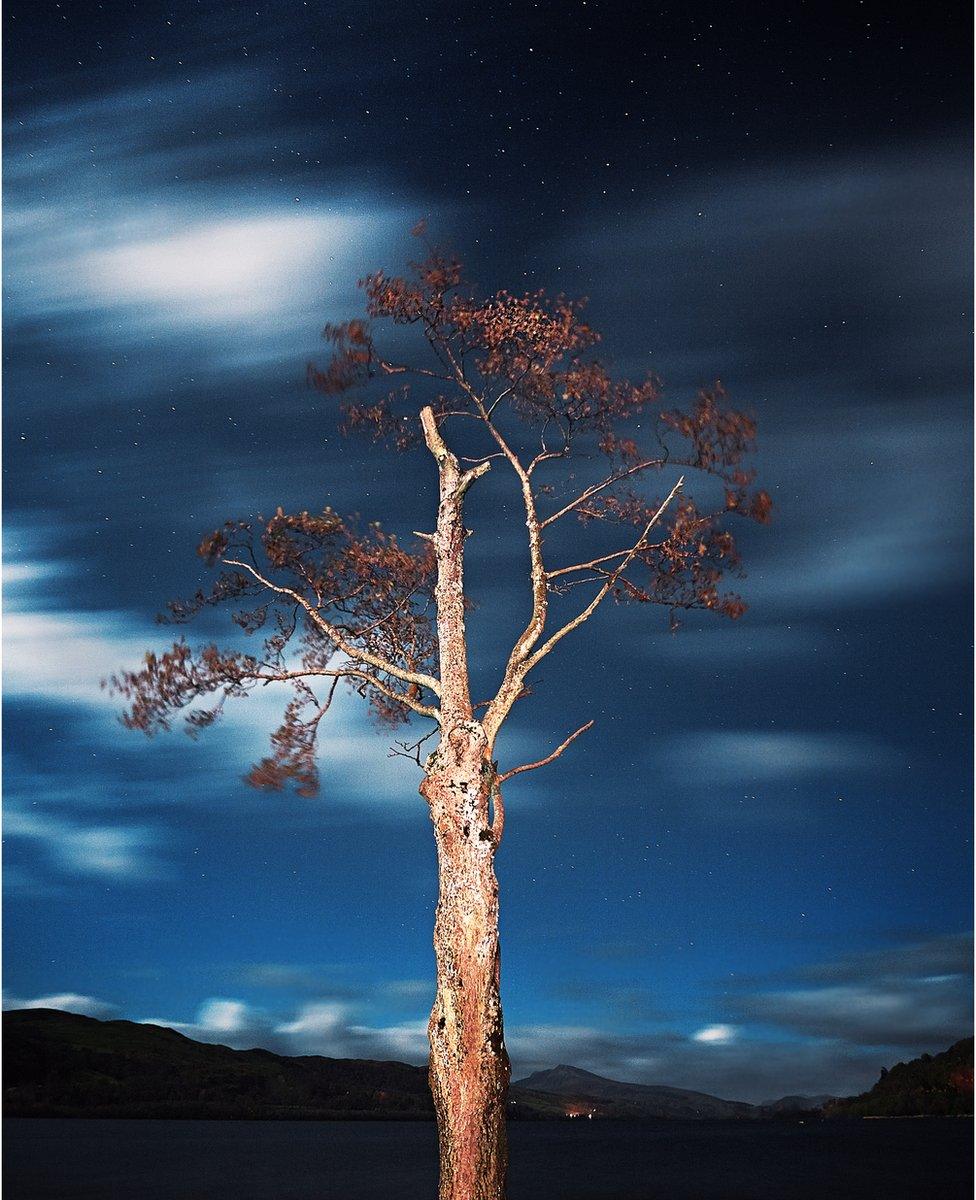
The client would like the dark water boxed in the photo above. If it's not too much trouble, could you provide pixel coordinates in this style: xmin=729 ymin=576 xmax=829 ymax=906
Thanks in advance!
xmin=3 ymin=1118 xmax=972 ymax=1200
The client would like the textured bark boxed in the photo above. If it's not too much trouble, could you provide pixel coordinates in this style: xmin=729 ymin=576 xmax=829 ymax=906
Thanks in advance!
xmin=420 ymin=405 xmax=510 ymax=1199
xmin=423 ymin=733 xmax=509 ymax=1200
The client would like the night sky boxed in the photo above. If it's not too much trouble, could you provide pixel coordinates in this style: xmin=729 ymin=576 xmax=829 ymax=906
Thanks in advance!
xmin=3 ymin=0 xmax=972 ymax=1103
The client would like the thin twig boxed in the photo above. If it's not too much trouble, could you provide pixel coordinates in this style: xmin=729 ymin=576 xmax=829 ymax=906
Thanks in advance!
xmin=547 ymin=538 xmax=666 ymax=580
xmin=540 ymin=457 xmax=668 ymax=528
xmin=498 ymin=719 xmax=595 ymax=784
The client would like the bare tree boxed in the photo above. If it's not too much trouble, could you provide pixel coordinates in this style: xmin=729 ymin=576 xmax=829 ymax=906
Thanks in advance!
xmin=111 ymin=237 xmax=770 ymax=1200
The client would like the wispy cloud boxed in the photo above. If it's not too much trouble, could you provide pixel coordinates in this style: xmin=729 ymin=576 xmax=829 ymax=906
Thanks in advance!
xmin=657 ymin=730 xmax=896 ymax=786
xmin=732 ymin=934 xmax=973 ymax=1049
xmin=3 ymin=67 xmax=418 ymax=380
xmin=748 ymin=416 xmax=971 ymax=610
xmin=135 ymin=995 xmax=431 ymax=1064
xmin=568 ymin=145 xmax=969 ymax=389
xmin=3 ymin=608 xmax=157 ymax=708
xmin=693 ymin=1024 xmax=737 ymax=1045
xmin=0 ymin=989 xmax=882 ymax=1101
xmin=559 ymin=147 xmax=971 ymax=618
xmin=789 ymin=933 xmax=973 ymax=986
xmin=504 ymin=1023 xmax=879 ymax=1103
xmin=3 ymin=808 xmax=170 ymax=882
xmin=2 ymin=992 xmax=118 ymax=1019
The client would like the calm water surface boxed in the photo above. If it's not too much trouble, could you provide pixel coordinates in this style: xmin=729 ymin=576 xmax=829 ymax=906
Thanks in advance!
xmin=3 ymin=1117 xmax=972 ymax=1199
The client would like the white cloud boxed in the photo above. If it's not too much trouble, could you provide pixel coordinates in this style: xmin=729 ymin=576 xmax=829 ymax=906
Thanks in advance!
xmin=196 ymin=999 xmax=256 ymax=1033
xmin=3 ymin=549 xmax=155 ymax=707
xmin=732 ymin=934 xmax=973 ymax=1049
xmin=83 ymin=212 xmax=357 ymax=325
xmin=3 ymin=991 xmax=118 ymax=1019
xmin=2 ymin=559 xmax=63 ymax=588
xmin=659 ymin=730 xmax=893 ymax=786
xmin=138 ymin=996 xmax=429 ymax=1062
xmin=692 ymin=1024 xmax=737 ymax=1045
xmin=750 ymin=420 xmax=970 ymax=608
xmin=3 ymin=65 xmax=406 ymax=349
xmin=384 ymin=978 xmax=434 ymax=1002
xmin=139 ymin=997 xmax=275 ymax=1046
xmin=3 ymin=807 xmax=168 ymax=882
xmin=738 ymin=978 xmax=971 ymax=1048
xmin=4 ymin=982 xmax=940 ymax=1102
xmin=277 ymin=1001 xmax=349 ymax=1041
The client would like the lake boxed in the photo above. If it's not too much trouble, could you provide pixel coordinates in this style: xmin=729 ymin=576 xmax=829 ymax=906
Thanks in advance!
xmin=3 ymin=1117 xmax=972 ymax=1199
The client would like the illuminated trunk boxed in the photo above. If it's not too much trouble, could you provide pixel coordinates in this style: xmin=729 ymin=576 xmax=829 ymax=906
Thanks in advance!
xmin=422 ymin=735 xmax=509 ymax=1200
xmin=419 ymin=404 xmax=510 ymax=1198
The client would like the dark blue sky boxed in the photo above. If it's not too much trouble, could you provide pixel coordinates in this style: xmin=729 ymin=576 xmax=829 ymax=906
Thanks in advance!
xmin=3 ymin=0 xmax=971 ymax=1102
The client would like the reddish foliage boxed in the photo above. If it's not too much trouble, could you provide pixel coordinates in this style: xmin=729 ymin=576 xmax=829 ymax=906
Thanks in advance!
xmin=116 ymin=242 xmax=769 ymax=795
xmin=109 ymin=641 xmax=258 ymax=735
xmin=108 ymin=507 xmax=438 ymax=794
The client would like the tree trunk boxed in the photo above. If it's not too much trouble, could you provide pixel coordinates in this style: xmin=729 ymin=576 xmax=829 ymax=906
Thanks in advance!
xmin=422 ymin=722 xmax=510 ymax=1200
xmin=418 ymin=403 xmax=510 ymax=1198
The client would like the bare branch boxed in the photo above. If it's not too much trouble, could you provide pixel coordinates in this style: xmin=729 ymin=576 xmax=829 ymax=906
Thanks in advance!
xmin=525 ymin=475 xmax=685 ymax=672
xmin=416 ymin=347 xmax=551 ymax=744
xmin=460 ymin=452 xmax=507 ymax=465
xmin=252 ymin=665 xmax=441 ymax=722
xmin=462 ymin=400 xmax=549 ymax=742
xmin=389 ymin=725 xmax=439 ymax=766
xmin=306 ymin=675 xmax=341 ymax=729
xmin=419 ymin=403 xmax=491 ymax=723
xmin=497 ymin=719 xmax=595 ymax=784
xmin=377 ymin=358 xmax=451 ymax=383
xmin=221 ymin=557 xmax=442 ymax=699
xmin=547 ymin=539 xmax=666 ymax=580
xmin=419 ymin=404 xmax=451 ymax=462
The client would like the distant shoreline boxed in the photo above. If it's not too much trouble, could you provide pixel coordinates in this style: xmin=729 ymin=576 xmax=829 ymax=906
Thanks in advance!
xmin=6 ymin=1010 xmax=971 ymax=1124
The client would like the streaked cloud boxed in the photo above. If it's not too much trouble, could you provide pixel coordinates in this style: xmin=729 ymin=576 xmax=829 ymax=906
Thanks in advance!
xmin=733 ymin=934 xmax=973 ymax=1049
xmin=3 ymin=539 xmax=438 ymax=817
xmin=3 ymin=807 xmax=169 ymax=882
xmin=136 ymin=994 xmax=431 ymax=1063
xmin=3 ymin=68 xmax=412 ymax=375
xmin=657 ymin=730 xmax=895 ymax=786
xmin=2 ymin=992 xmax=118 ymax=1019
xmin=83 ymin=213 xmax=361 ymax=325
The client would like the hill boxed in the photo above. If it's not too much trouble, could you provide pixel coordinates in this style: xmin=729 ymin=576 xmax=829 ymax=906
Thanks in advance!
xmin=762 ymin=1093 xmax=835 ymax=1114
xmin=0 ymin=1008 xmax=575 ymax=1121
xmin=825 ymin=1038 xmax=973 ymax=1118
xmin=514 ymin=1064 xmax=755 ymax=1120
xmin=3 ymin=1008 xmax=434 ymax=1120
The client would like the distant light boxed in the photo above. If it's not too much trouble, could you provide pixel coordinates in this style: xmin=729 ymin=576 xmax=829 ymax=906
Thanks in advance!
xmin=692 ymin=1024 xmax=737 ymax=1045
